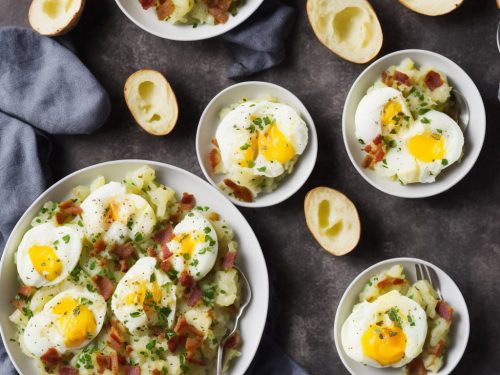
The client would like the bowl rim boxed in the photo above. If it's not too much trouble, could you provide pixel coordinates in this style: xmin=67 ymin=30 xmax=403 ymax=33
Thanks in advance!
xmin=342 ymin=48 xmax=486 ymax=198
xmin=195 ymin=80 xmax=318 ymax=208
xmin=114 ymin=0 xmax=264 ymax=41
xmin=333 ymin=256 xmax=470 ymax=375
xmin=0 ymin=159 xmax=269 ymax=375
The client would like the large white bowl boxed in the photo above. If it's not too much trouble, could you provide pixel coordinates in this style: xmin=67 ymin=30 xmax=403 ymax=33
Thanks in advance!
xmin=0 ymin=160 xmax=269 ymax=374
xmin=114 ymin=0 xmax=264 ymax=41
xmin=342 ymin=49 xmax=486 ymax=198
xmin=333 ymin=257 xmax=470 ymax=375
xmin=196 ymin=81 xmax=318 ymax=208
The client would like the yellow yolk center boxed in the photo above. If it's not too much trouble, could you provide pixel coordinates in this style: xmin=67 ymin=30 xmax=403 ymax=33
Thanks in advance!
xmin=173 ymin=231 xmax=205 ymax=260
xmin=407 ymin=132 xmax=446 ymax=162
xmin=239 ymin=133 xmax=259 ymax=168
xmin=258 ymin=124 xmax=295 ymax=164
xmin=125 ymin=280 xmax=163 ymax=306
xmin=361 ymin=323 xmax=406 ymax=366
xmin=28 ymin=245 xmax=62 ymax=281
xmin=52 ymin=297 xmax=96 ymax=348
xmin=381 ymin=100 xmax=402 ymax=133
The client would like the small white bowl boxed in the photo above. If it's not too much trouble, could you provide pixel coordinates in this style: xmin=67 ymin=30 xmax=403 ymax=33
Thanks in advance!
xmin=342 ymin=49 xmax=486 ymax=198
xmin=114 ymin=0 xmax=264 ymax=41
xmin=333 ymin=257 xmax=470 ymax=375
xmin=196 ymin=81 xmax=318 ymax=208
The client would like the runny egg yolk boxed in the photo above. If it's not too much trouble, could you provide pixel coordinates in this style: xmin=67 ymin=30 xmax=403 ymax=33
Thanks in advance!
xmin=125 ymin=280 xmax=162 ymax=305
xmin=173 ymin=231 xmax=205 ymax=260
xmin=407 ymin=132 xmax=445 ymax=163
xmin=52 ymin=297 xmax=96 ymax=348
xmin=238 ymin=133 xmax=259 ymax=168
xmin=381 ymin=100 xmax=402 ymax=133
xmin=28 ymin=245 xmax=62 ymax=281
xmin=361 ymin=323 xmax=406 ymax=366
xmin=258 ymin=124 xmax=295 ymax=164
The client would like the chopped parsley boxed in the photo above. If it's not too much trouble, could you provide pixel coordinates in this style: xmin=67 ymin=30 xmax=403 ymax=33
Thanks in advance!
xmin=441 ymin=159 xmax=448 ymax=166
xmin=130 ymin=311 xmax=141 ymax=318
xmin=62 ymin=234 xmax=71 ymax=244
xmin=387 ymin=307 xmax=402 ymax=328
xmin=421 ymin=117 xmax=431 ymax=124
xmin=134 ymin=232 xmax=143 ymax=242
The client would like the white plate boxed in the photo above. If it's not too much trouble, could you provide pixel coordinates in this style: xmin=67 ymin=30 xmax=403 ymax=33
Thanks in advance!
xmin=114 ymin=0 xmax=264 ymax=41
xmin=196 ymin=81 xmax=318 ymax=208
xmin=0 ymin=160 xmax=269 ymax=375
xmin=333 ymin=257 xmax=470 ymax=375
xmin=342 ymin=49 xmax=486 ymax=198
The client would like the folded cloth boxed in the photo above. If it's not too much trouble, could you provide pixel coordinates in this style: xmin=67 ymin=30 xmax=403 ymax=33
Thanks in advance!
xmin=222 ymin=0 xmax=296 ymax=78
xmin=0 ymin=26 xmax=110 ymax=373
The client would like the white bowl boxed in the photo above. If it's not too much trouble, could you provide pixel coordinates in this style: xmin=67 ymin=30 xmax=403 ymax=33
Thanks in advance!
xmin=0 ymin=160 xmax=269 ymax=375
xmin=114 ymin=0 xmax=264 ymax=41
xmin=196 ymin=81 xmax=318 ymax=208
xmin=342 ymin=49 xmax=486 ymax=198
xmin=333 ymin=257 xmax=470 ymax=375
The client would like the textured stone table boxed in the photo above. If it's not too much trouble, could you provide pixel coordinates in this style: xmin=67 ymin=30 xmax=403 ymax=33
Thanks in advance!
xmin=1 ymin=1 xmax=499 ymax=374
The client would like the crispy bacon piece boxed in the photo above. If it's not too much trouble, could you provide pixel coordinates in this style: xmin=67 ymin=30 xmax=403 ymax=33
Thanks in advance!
xmin=406 ymin=357 xmax=427 ymax=375
xmin=428 ymin=339 xmax=446 ymax=356
xmin=160 ymin=259 xmax=172 ymax=273
xmin=147 ymin=247 xmax=157 ymax=257
xmin=111 ymin=242 xmax=135 ymax=260
xmin=93 ymin=275 xmax=115 ymax=300
xmin=90 ymin=239 xmax=107 ymax=257
xmin=153 ymin=224 xmax=174 ymax=245
xmin=139 ymin=0 xmax=156 ymax=10
xmin=167 ymin=334 xmax=187 ymax=353
xmin=373 ymin=135 xmax=382 ymax=145
xmin=156 ymin=0 xmax=175 ymax=20
xmin=58 ymin=367 xmax=79 ymax=375
xmin=18 ymin=285 xmax=35 ymax=298
xmin=223 ymin=179 xmax=253 ymax=202
xmin=224 ymin=332 xmax=240 ymax=349
xmin=119 ymin=259 xmax=129 ymax=272
xmin=222 ymin=251 xmax=237 ymax=271
xmin=56 ymin=199 xmax=83 ymax=224
xmin=174 ymin=316 xmax=204 ymax=337
xmin=424 ymin=71 xmax=444 ymax=91
xmin=209 ymin=148 xmax=222 ymax=171
xmin=152 ymin=370 xmax=162 ymax=375
xmin=394 ymin=70 xmax=412 ymax=86
xmin=179 ymin=271 xmax=194 ymax=289
xmin=377 ymin=277 xmax=406 ymax=289
xmin=124 ymin=365 xmax=141 ymax=375
xmin=40 ymin=348 xmax=61 ymax=367
xmin=381 ymin=70 xmax=393 ymax=86
xmin=11 ymin=298 xmax=25 ymax=310
xmin=162 ymin=246 xmax=173 ymax=259
xmin=186 ymin=285 xmax=202 ymax=307
xmin=436 ymin=300 xmax=453 ymax=321
xmin=204 ymin=0 xmax=232 ymax=24
xmin=107 ymin=325 xmax=123 ymax=352
xmin=362 ymin=155 xmax=375 ymax=169
xmin=179 ymin=193 xmax=196 ymax=212
xmin=185 ymin=336 xmax=204 ymax=362
xmin=96 ymin=352 xmax=112 ymax=373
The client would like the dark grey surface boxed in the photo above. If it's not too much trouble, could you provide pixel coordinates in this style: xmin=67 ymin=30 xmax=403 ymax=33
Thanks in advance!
xmin=1 ymin=1 xmax=499 ymax=374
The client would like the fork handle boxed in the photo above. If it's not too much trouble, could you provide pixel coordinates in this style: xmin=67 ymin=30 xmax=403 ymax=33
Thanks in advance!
xmin=216 ymin=342 xmax=224 ymax=375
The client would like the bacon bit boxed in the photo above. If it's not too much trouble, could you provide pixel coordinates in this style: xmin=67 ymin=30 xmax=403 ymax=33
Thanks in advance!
xmin=156 ymin=0 xmax=175 ymax=20
xmin=362 ymin=155 xmax=375 ymax=169
xmin=110 ymin=351 xmax=120 ymax=374
xmin=152 ymin=370 xmax=162 ymax=375
xmin=405 ymin=357 xmax=427 ymax=375
xmin=56 ymin=199 xmax=83 ymax=224
xmin=167 ymin=334 xmax=187 ymax=353
xmin=436 ymin=300 xmax=453 ymax=321
xmin=96 ymin=353 xmax=112 ymax=373
xmin=179 ymin=271 xmax=194 ymax=289
xmin=98 ymin=258 xmax=107 ymax=267
xmin=139 ymin=0 xmax=156 ymax=9
xmin=11 ymin=298 xmax=25 ymax=310
xmin=124 ymin=365 xmax=141 ymax=375
xmin=222 ymin=251 xmax=237 ymax=271
xmin=209 ymin=148 xmax=222 ymax=171
xmin=186 ymin=285 xmax=202 ymax=307
xmin=394 ymin=70 xmax=412 ymax=86
xmin=224 ymin=332 xmax=241 ymax=349
xmin=58 ymin=366 xmax=79 ymax=375
xmin=377 ymin=277 xmax=406 ymax=289
xmin=381 ymin=70 xmax=393 ymax=86
xmin=162 ymin=246 xmax=173 ymax=259
xmin=179 ymin=193 xmax=196 ymax=211
xmin=223 ymin=179 xmax=253 ymax=202
xmin=125 ymin=345 xmax=134 ymax=357
xmin=111 ymin=242 xmax=135 ymax=260
xmin=107 ymin=325 xmax=123 ymax=351
xmin=40 ymin=348 xmax=61 ymax=367
xmin=363 ymin=144 xmax=372 ymax=153
xmin=424 ymin=71 xmax=444 ymax=91
xmin=93 ymin=275 xmax=115 ymax=300
xmin=373 ymin=135 xmax=382 ymax=145
xmin=160 ymin=259 xmax=172 ymax=273
xmin=18 ymin=285 xmax=35 ymax=298
xmin=185 ymin=336 xmax=204 ymax=363
xmin=174 ymin=316 xmax=188 ymax=335
xmin=428 ymin=339 xmax=446 ymax=356
xmin=119 ymin=259 xmax=129 ymax=272
xmin=90 ymin=239 xmax=107 ymax=257
xmin=153 ymin=224 xmax=174 ymax=247
xmin=204 ymin=0 xmax=232 ymax=24
xmin=147 ymin=247 xmax=157 ymax=257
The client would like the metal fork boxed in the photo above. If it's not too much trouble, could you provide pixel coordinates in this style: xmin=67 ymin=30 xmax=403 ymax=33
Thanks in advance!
xmin=415 ymin=263 xmax=443 ymax=300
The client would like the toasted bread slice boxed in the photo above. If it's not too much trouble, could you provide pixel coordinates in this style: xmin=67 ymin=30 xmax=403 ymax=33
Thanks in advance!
xmin=399 ymin=0 xmax=463 ymax=16
xmin=28 ymin=0 xmax=85 ymax=36
xmin=304 ymin=187 xmax=360 ymax=256
xmin=124 ymin=69 xmax=178 ymax=136
xmin=306 ymin=0 xmax=383 ymax=64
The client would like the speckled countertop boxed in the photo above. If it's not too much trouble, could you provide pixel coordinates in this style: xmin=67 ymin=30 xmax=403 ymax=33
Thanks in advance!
xmin=1 ymin=1 xmax=499 ymax=374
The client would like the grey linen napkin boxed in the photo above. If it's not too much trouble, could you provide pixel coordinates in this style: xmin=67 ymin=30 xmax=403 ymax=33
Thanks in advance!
xmin=0 ymin=26 xmax=110 ymax=373
xmin=222 ymin=0 xmax=296 ymax=78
